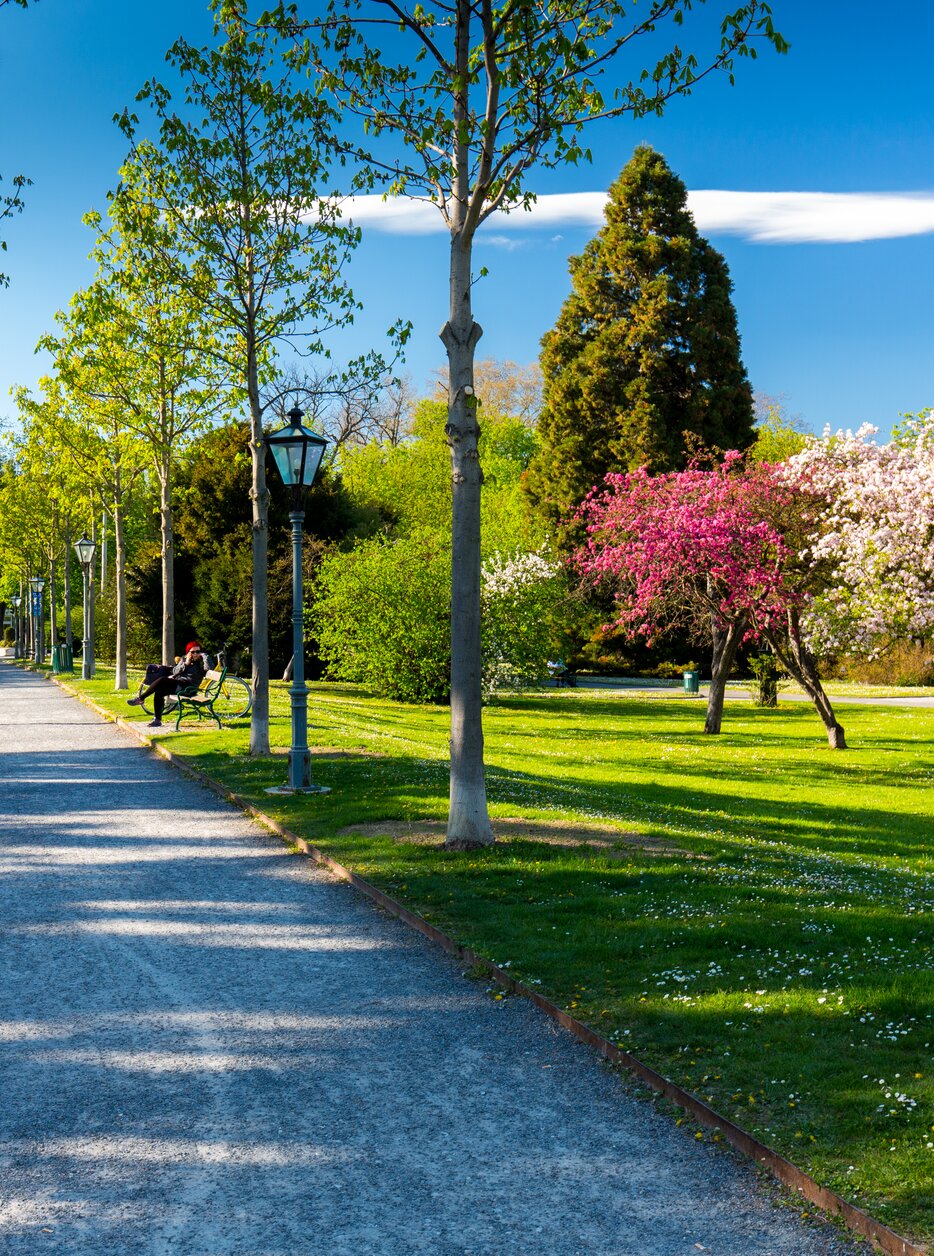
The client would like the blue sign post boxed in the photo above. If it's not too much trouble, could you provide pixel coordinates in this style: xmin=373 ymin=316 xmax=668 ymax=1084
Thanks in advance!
xmin=28 ymin=577 xmax=45 ymax=666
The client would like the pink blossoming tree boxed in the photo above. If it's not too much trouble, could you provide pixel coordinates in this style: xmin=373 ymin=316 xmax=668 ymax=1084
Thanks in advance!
xmin=575 ymin=454 xmax=847 ymax=748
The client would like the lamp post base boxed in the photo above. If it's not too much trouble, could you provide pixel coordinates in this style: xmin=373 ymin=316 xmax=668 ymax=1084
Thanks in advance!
xmin=264 ymin=784 xmax=332 ymax=796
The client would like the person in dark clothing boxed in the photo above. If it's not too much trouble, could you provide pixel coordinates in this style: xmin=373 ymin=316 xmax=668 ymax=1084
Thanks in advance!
xmin=128 ymin=642 xmax=207 ymax=727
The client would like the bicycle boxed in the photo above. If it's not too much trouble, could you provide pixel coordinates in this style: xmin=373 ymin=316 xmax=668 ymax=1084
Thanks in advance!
xmin=134 ymin=644 xmax=252 ymax=719
xmin=210 ymin=645 xmax=253 ymax=719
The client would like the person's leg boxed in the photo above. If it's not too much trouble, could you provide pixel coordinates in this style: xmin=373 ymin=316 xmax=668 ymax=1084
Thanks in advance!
xmin=150 ymin=678 xmax=179 ymax=724
xmin=128 ymin=664 xmax=172 ymax=706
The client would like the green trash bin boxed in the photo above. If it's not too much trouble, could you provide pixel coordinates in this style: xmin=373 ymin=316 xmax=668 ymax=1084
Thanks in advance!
xmin=683 ymin=669 xmax=700 ymax=695
xmin=51 ymin=644 xmax=65 ymax=673
xmin=62 ymin=644 xmax=74 ymax=671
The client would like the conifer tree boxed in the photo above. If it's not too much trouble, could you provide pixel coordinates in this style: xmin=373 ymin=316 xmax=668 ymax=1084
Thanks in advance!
xmin=526 ymin=146 xmax=755 ymax=529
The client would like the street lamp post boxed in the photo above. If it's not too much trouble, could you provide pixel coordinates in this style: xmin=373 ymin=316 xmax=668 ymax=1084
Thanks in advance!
xmin=265 ymin=407 xmax=329 ymax=795
xmin=11 ymin=595 xmax=21 ymax=659
xmin=28 ymin=576 xmax=45 ymax=665
xmin=74 ymin=535 xmax=97 ymax=680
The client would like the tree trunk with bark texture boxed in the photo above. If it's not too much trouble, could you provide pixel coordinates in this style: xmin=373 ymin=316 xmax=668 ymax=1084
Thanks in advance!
xmin=247 ymin=344 xmax=271 ymax=757
xmin=64 ymin=528 xmax=73 ymax=652
xmin=100 ymin=512 xmax=108 ymax=594
xmin=765 ymin=609 xmax=846 ymax=749
xmin=113 ymin=488 xmax=128 ymax=691
xmin=48 ymin=560 xmax=58 ymax=650
xmin=704 ymin=615 xmax=744 ymax=735
xmin=442 ymin=231 xmax=493 ymax=849
xmin=158 ymin=456 xmax=175 ymax=666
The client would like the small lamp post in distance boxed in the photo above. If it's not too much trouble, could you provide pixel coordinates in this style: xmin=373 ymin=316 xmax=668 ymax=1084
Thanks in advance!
xmin=28 ymin=575 xmax=45 ymax=665
xmin=74 ymin=534 xmax=97 ymax=681
xmin=264 ymin=406 xmax=330 ymax=796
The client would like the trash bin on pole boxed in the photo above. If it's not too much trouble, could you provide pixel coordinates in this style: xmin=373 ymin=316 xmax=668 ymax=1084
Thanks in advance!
xmin=683 ymin=669 xmax=700 ymax=695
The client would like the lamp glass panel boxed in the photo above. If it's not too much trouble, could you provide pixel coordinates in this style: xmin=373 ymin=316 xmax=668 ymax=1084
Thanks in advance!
xmin=74 ymin=536 xmax=96 ymax=566
xmin=270 ymin=439 xmax=301 ymax=486
xmin=304 ymin=443 xmax=326 ymax=484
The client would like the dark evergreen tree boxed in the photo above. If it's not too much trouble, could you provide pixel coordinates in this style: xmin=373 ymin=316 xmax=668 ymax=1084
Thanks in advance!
xmin=525 ymin=146 xmax=755 ymax=530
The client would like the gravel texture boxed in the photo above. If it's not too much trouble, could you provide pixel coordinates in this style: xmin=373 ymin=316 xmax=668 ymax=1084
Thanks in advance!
xmin=0 ymin=664 xmax=866 ymax=1256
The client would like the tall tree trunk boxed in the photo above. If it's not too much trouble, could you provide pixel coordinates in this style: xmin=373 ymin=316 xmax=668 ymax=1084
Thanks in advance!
xmin=247 ymin=347 xmax=270 ymax=756
xmin=113 ymin=481 xmax=128 ymax=691
xmin=704 ymin=615 xmax=744 ymax=735
xmin=48 ymin=560 xmax=58 ymax=650
xmin=441 ymin=234 xmax=493 ymax=850
xmin=100 ymin=511 xmax=108 ymax=594
xmin=765 ymin=609 xmax=846 ymax=749
xmin=440 ymin=0 xmax=493 ymax=850
xmin=64 ymin=527 xmax=73 ymax=653
xmin=158 ymin=456 xmax=175 ymax=665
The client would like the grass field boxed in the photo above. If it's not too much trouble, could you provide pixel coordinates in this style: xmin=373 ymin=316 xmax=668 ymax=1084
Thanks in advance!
xmin=42 ymin=664 xmax=934 ymax=1243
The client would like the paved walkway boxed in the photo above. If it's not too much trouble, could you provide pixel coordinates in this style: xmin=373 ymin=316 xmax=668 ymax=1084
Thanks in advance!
xmin=0 ymin=665 xmax=862 ymax=1256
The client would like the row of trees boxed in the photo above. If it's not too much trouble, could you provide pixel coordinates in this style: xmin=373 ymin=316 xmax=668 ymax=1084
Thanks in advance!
xmin=2 ymin=0 xmax=787 ymax=848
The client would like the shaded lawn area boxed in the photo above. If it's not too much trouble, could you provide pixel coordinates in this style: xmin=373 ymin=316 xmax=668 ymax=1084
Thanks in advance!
xmin=57 ymin=668 xmax=934 ymax=1243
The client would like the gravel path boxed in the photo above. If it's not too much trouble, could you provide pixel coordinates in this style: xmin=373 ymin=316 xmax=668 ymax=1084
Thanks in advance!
xmin=0 ymin=664 xmax=865 ymax=1256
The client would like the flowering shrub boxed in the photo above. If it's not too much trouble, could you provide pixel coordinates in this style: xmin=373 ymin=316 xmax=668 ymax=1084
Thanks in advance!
xmin=481 ymin=549 xmax=564 ymax=695
xmin=783 ymin=423 xmax=934 ymax=657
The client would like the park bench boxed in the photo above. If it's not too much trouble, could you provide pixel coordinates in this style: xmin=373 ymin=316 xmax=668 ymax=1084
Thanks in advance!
xmin=172 ymin=664 xmax=228 ymax=731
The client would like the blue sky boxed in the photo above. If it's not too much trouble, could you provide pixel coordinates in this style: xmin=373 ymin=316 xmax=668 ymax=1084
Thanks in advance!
xmin=1 ymin=1 xmax=932 ymax=438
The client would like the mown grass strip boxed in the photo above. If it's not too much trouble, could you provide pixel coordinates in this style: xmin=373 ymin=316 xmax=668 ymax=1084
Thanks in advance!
xmin=39 ymin=664 xmax=934 ymax=1246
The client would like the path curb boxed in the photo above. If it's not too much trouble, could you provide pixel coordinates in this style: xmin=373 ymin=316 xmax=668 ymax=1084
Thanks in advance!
xmin=39 ymin=667 xmax=927 ymax=1256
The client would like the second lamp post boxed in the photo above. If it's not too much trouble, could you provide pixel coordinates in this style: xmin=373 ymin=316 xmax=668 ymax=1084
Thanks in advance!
xmin=265 ymin=407 xmax=328 ymax=794
xmin=74 ymin=535 xmax=97 ymax=680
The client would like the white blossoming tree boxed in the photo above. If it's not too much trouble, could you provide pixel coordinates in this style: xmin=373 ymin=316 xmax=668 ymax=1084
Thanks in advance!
xmin=784 ymin=418 xmax=934 ymax=658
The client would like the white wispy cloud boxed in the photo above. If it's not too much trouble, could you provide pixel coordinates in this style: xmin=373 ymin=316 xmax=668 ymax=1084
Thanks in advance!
xmin=338 ymin=190 xmax=934 ymax=244
xmin=688 ymin=190 xmax=934 ymax=243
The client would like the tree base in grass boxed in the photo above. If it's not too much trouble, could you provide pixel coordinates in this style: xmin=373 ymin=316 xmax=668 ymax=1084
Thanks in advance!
xmin=444 ymin=837 xmax=497 ymax=851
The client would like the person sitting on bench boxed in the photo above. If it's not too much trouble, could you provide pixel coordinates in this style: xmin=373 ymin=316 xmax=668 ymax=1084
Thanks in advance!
xmin=127 ymin=642 xmax=207 ymax=728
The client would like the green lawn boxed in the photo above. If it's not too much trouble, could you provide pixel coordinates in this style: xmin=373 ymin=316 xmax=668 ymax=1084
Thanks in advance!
xmin=45 ymin=665 xmax=934 ymax=1243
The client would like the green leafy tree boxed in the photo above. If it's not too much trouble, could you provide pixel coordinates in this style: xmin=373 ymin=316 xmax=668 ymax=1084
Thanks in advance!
xmin=526 ymin=146 xmax=756 ymax=531
xmin=749 ymin=393 xmax=808 ymax=463
xmin=117 ymin=1 xmax=382 ymax=755
xmin=173 ymin=420 xmax=363 ymax=672
xmin=340 ymin=397 xmax=546 ymax=556
xmin=312 ymin=529 xmax=452 ymax=703
xmin=276 ymin=0 xmax=784 ymax=846
xmin=16 ymin=377 xmax=149 ymax=689
xmin=311 ymin=531 xmax=563 ymax=702
xmin=51 ymin=160 xmax=231 ymax=665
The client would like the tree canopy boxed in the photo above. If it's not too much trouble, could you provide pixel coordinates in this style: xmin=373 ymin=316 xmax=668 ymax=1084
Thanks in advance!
xmin=526 ymin=146 xmax=755 ymax=530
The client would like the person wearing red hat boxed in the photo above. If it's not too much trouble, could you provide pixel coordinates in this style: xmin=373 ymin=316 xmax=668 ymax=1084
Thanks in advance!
xmin=127 ymin=642 xmax=206 ymax=727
